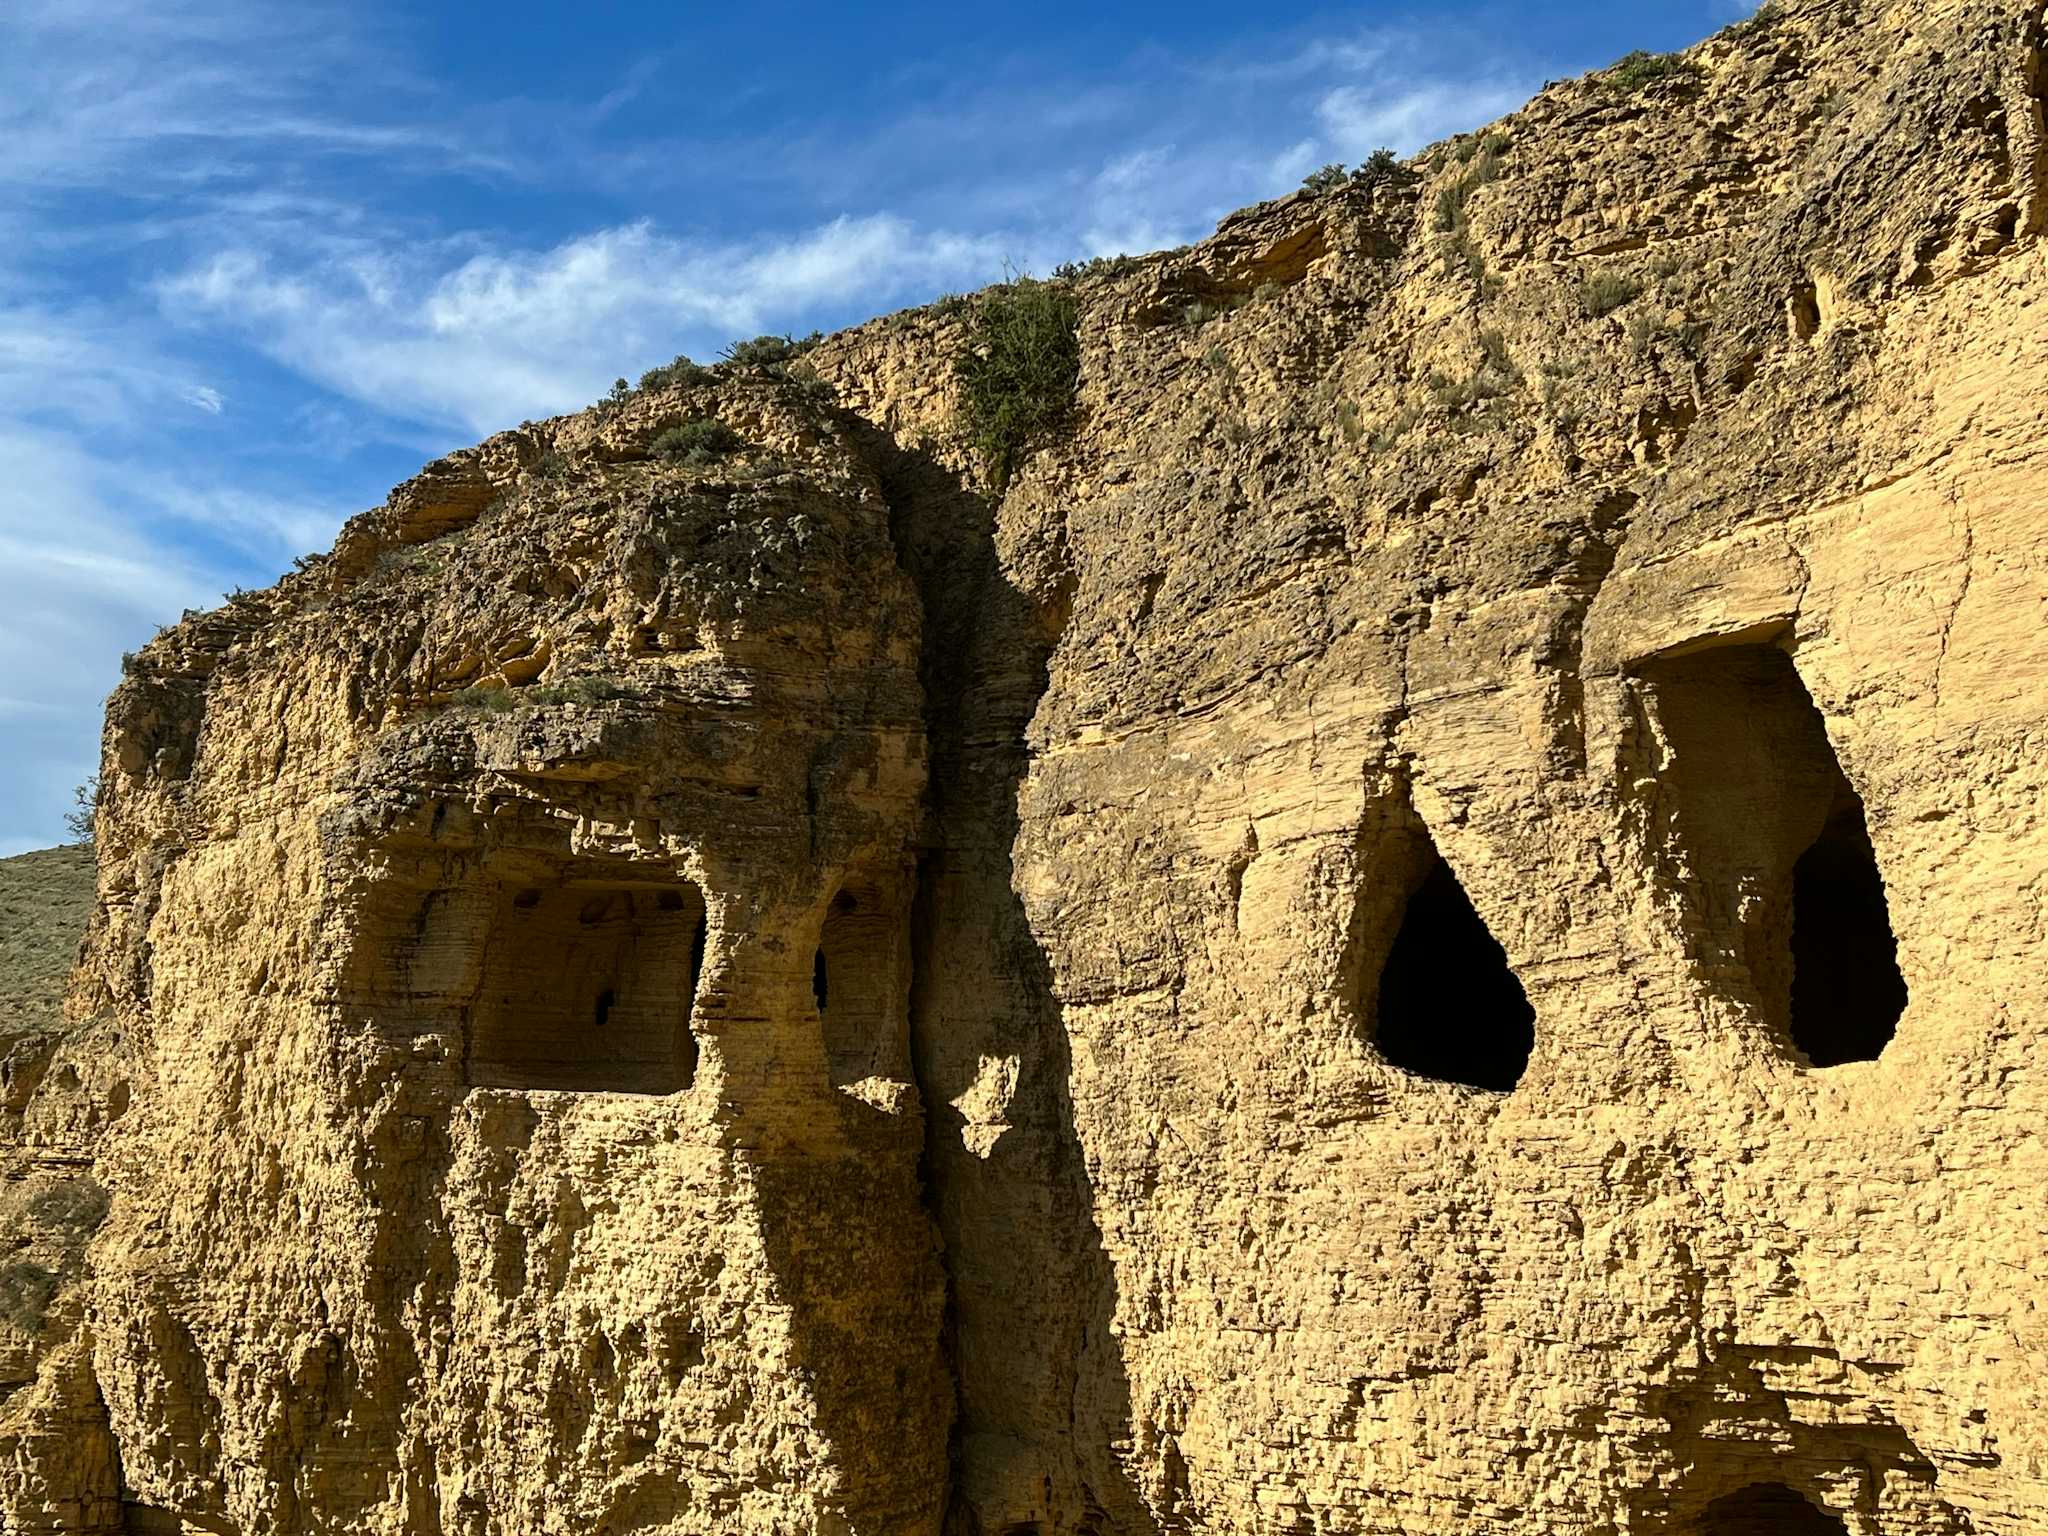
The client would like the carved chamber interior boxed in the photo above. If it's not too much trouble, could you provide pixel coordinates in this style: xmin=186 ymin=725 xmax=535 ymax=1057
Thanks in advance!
xmin=1695 ymin=1481 xmax=1846 ymax=1534
xmin=1640 ymin=641 xmax=1907 ymax=1067
xmin=468 ymin=878 xmax=706 ymax=1093
xmin=812 ymin=882 xmax=913 ymax=1088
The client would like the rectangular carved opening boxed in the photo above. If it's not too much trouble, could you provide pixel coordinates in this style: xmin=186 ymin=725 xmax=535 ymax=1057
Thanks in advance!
xmin=815 ymin=881 xmax=912 ymax=1090
xmin=468 ymin=878 xmax=705 ymax=1093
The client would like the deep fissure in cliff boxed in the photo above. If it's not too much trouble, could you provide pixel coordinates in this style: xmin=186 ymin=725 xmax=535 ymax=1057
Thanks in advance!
xmin=857 ymin=418 xmax=1160 ymax=1534
xmin=1641 ymin=641 xmax=1906 ymax=1067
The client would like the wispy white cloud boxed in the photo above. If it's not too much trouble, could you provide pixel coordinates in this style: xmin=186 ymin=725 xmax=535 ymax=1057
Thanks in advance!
xmin=0 ymin=0 xmax=1596 ymax=850
xmin=0 ymin=425 xmax=220 ymax=835
xmin=0 ymin=306 xmax=216 ymax=428
xmin=591 ymin=56 xmax=664 ymax=125
xmin=1316 ymin=77 xmax=1536 ymax=160
xmin=160 ymin=215 xmax=1012 ymax=434
xmin=0 ymin=298 xmax=353 ymax=844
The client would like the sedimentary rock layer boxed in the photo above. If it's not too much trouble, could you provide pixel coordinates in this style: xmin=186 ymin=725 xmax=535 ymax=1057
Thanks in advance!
xmin=3 ymin=0 xmax=2045 ymax=1530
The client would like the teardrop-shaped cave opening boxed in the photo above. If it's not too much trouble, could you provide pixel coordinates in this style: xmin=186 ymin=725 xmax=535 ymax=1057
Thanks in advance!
xmin=1697 ymin=1481 xmax=1845 ymax=1535
xmin=1374 ymin=858 xmax=1535 ymax=1092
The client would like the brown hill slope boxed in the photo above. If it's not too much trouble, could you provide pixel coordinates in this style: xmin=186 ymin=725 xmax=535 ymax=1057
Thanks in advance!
xmin=0 ymin=846 xmax=92 ymax=1031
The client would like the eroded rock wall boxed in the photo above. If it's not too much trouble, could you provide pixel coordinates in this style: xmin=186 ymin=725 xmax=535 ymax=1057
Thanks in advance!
xmin=3 ymin=0 xmax=2046 ymax=1532
xmin=9 ymin=388 xmax=950 ymax=1534
xmin=808 ymin=1 xmax=2048 ymax=1530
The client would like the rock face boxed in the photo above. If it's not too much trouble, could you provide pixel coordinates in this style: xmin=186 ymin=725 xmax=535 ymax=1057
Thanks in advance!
xmin=4 ymin=0 xmax=2046 ymax=1531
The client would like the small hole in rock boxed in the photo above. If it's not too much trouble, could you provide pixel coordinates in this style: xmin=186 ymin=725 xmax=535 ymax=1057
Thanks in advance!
xmin=812 ymin=949 xmax=830 ymax=1013
xmin=1374 ymin=858 xmax=1534 ymax=1092
xmin=593 ymin=989 xmax=615 ymax=1029
xmin=1789 ymin=283 xmax=1820 ymax=339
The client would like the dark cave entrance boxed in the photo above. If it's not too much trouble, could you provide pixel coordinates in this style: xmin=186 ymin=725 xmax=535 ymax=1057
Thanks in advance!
xmin=468 ymin=879 xmax=706 ymax=1093
xmin=1790 ymin=792 xmax=1908 ymax=1065
xmin=1374 ymin=856 xmax=1535 ymax=1092
xmin=1640 ymin=641 xmax=1907 ymax=1067
xmin=1697 ymin=1481 xmax=1846 ymax=1535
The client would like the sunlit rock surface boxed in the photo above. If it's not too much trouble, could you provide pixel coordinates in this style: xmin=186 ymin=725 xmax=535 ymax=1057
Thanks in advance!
xmin=4 ymin=0 xmax=2046 ymax=1530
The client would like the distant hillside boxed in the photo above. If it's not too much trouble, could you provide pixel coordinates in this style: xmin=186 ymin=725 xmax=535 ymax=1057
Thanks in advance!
xmin=0 ymin=846 xmax=93 ymax=1030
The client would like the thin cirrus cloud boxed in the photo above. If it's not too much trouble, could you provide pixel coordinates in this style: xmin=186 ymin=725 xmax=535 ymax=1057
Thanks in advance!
xmin=159 ymin=216 xmax=1016 ymax=436
xmin=0 ymin=423 xmax=224 ymax=859
xmin=1 ymin=0 xmax=1582 ymax=850
xmin=1317 ymin=77 xmax=1538 ymax=160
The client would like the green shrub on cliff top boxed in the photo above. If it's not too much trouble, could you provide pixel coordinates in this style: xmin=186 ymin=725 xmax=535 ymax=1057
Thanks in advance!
xmin=953 ymin=275 xmax=1081 ymax=492
xmin=720 ymin=333 xmax=821 ymax=370
xmin=1605 ymin=50 xmax=1700 ymax=94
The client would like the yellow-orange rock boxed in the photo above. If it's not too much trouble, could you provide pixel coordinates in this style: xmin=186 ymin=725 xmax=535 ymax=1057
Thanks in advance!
xmin=3 ymin=0 xmax=2046 ymax=1531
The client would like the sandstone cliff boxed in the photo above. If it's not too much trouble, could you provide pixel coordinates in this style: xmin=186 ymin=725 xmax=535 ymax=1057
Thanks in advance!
xmin=4 ymin=0 xmax=2046 ymax=1531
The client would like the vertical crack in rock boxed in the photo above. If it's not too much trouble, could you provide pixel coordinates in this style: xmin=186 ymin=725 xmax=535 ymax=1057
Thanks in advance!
xmin=1542 ymin=489 xmax=1638 ymax=774
xmin=855 ymin=418 xmax=1159 ymax=1535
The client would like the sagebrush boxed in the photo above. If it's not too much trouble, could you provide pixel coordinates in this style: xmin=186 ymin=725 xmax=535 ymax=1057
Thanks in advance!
xmin=952 ymin=277 xmax=1081 ymax=491
xmin=652 ymin=418 xmax=743 ymax=465
xmin=1606 ymin=50 xmax=1700 ymax=93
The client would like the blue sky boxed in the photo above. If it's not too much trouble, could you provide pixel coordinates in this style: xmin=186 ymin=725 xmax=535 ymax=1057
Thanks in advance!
xmin=1 ymin=0 xmax=1755 ymax=854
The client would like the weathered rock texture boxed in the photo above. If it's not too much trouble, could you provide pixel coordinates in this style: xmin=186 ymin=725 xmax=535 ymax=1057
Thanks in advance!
xmin=4 ymin=0 xmax=2047 ymax=1530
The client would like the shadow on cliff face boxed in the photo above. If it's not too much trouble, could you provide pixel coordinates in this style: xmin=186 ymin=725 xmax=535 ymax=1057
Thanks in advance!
xmin=840 ymin=422 xmax=1161 ymax=1536
xmin=746 ymin=1119 xmax=955 ymax=1535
